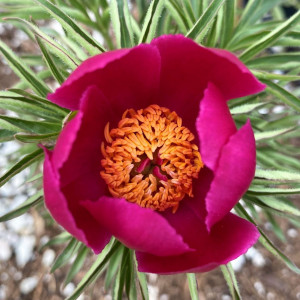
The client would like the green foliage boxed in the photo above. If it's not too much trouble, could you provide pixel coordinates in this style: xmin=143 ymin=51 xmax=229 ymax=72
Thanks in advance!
xmin=220 ymin=264 xmax=241 ymax=300
xmin=0 ymin=0 xmax=299 ymax=299
xmin=187 ymin=273 xmax=200 ymax=300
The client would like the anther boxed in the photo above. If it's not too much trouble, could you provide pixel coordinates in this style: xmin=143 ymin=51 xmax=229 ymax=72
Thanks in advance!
xmin=100 ymin=105 xmax=204 ymax=213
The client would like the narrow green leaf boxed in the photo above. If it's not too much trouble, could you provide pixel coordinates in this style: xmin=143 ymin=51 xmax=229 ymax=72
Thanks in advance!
xmin=263 ymin=118 xmax=300 ymax=134
xmin=139 ymin=0 xmax=165 ymax=44
xmin=219 ymin=0 xmax=235 ymax=47
xmin=15 ymin=132 xmax=59 ymax=143
xmin=254 ymin=127 xmax=295 ymax=141
xmin=66 ymin=239 xmax=121 ymax=300
xmin=0 ymin=148 xmax=44 ymax=188
xmin=64 ymin=246 xmax=89 ymax=285
xmin=234 ymin=0 xmax=281 ymax=35
xmin=240 ymin=11 xmax=300 ymax=63
xmin=114 ymin=248 xmax=130 ymax=300
xmin=259 ymin=196 xmax=300 ymax=217
xmin=247 ymin=53 xmax=300 ymax=70
xmin=130 ymin=15 xmax=142 ymax=38
xmin=34 ymin=0 xmax=106 ymax=55
xmin=0 ymin=96 xmax=63 ymax=122
xmin=235 ymin=203 xmax=300 ymax=274
xmin=262 ymin=80 xmax=300 ymax=112
xmin=0 ymin=191 xmax=43 ymax=222
xmin=253 ymin=71 xmax=300 ymax=82
xmin=105 ymin=246 xmax=124 ymax=290
xmin=186 ymin=0 xmax=225 ymax=41
xmin=1 ymin=6 xmax=51 ymax=19
xmin=39 ymin=232 xmax=72 ymax=251
xmin=5 ymin=17 xmax=80 ymax=69
xmin=230 ymin=103 xmax=266 ymax=114
xmin=258 ymin=150 xmax=300 ymax=171
xmin=136 ymin=0 xmax=148 ymax=19
xmin=135 ymin=259 xmax=149 ymax=300
xmin=27 ymin=172 xmax=43 ymax=183
xmin=35 ymin=35 xmax=65 ymax=84
xmin=0 ymin=115 xmax=62 ymax=134
xmin=247 ymin=186 xmax=300 ymax=196
xmin=0 ymin=129 xmax=16 ymax=142
xmin=205 ymin=13 xmax=219 ymax=47
xmin=0 ymin=40 xmax=51 ymax=97
xmin=187 ymin=273 xmax=199 ymax=300
xmin=110 ymin=0 xmax=134 ymax=48
xmin=7 ymin=89 xmax=69 ymax=117
xmin=51 ymin=238 xmax=81 ymax=273
xmin=255 ymin=169 xmax=300 ymax=182
xmin=265 ymin=211 xmax=286 ymax=242
xmin=181 ymin=0 xmax=196 ymax=24
xmin=220 ymin=264 xmax=241 ymax=300
xmin=127 ymin=250 xmax=137 ymax=300
xmin=166 ymin=0 xmax=189 ymax=33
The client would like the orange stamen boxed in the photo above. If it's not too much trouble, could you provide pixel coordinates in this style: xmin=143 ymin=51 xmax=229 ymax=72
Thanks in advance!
xmin=100 ymin=104 xmax=204 ymax=213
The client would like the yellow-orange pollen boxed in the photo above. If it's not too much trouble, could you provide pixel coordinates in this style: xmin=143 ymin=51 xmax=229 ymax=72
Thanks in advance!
xmin=100 ymin=105 xmax=204 ymax=213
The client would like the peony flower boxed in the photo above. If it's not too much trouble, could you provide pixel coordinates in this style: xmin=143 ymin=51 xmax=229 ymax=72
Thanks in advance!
xmin=43 ymin=35 xmax=265 ymax=274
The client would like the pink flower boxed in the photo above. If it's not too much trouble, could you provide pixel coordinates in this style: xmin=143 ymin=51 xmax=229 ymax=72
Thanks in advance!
xmin=43 ymin=35 xmax=265 ymax=274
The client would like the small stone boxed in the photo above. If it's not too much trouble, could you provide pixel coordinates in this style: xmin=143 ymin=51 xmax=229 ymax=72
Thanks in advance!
xmin=0 ymin=239 xmax=12 ymax=261
xmin=267 ymin=292 xmax=275 ymax=300
xmin=221 ymin=295 xmax=232 ymax=300
xmin=14 ymin=235 xmax=36 ymax=267
xmin=13 ymin=272 xmax=22 ymax=281
xmin=6 ymin=214 xmax=34 ymax=235
xmin=0 ymin=273 xmax=8 ymax=282
xmin=0 ymin=285 xmax=7 ymax=300
xmin=254 ymin=281 xmax=265 ymax=296
xmin=42 ymin=249 xmax=56 ymax=267
xmin=159 ymin=294 xmax=169 ymax=300
xmin=245 ymin=247 xmax=266 ymax=268
xmin=272 ymin=105 xmax=285 ymax=114
xmin=148 ymin=273 xmax=158 ymax=283
xmin=287 ymin=228 xmax=298 ymax=238
xmin=40 ymin=235 xmax=50 ymax=247
xmin=63 ymin=283 xmax=75 ymax=297
xmin=264 ymin=222 xmax=273 ymax=231
xmin=231 ymin=255 xmax=246 ymax=272
xmin=20 ymin=277 xmax=38 ymax=294
xmin=148 ymin=285 xmax=159 ymax=300
xmin=258 ymin=108 xmax=269 ymax=115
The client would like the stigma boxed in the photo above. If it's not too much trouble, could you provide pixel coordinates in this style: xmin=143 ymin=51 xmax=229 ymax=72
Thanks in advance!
xmin=100 ymin=105 xmax=203 ymax=213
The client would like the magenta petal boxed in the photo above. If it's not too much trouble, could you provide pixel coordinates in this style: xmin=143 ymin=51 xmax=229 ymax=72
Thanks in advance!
xmin=136 ymin=209 xmax=259 ymax=274
xmin=197 ymin=83 xmax=237 ymax=170
xmin=209 ymin=48 xmax=266 ymax=99
xmin=43 ymin=149 xmax=111 ymax=253
xmin=48 ymin=44 xmax=161 ymax=114
xmin=52 ymin=86 xmax=114 ymax=197
xmin=205 ymin=121 xmax=256 ymax=230
xmin=151 ymin=35 xmax=265 ymax=131
xmin=81 ymin=196 xmax=192 ymax=256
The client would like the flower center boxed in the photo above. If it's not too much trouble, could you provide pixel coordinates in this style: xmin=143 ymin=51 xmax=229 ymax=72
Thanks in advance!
xmin=100 ymin=105 xmax=203 ymax=213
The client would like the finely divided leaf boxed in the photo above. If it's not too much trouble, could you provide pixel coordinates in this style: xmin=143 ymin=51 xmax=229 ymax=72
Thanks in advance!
xmin=139 ymin=0 xmax=165 ymax=44
xmin=0 ymin=190 xmax=44 ymax=222
xmin=240 ymin=10 xmax=300 ymax=63
xmin=255 ymin=169 xmax=300 ymax=182
xmin=220 ymin=264 xmax=241 ymax=300
xmin=186 ymin=0 xmax=225 ymax=41
xmin=33 ymin=0 xmax=106 ymax=55
xmin=0 ymin=40 xmax=51 ymax=97
xmin=0 ymin=148 xmax=44 ymax=188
